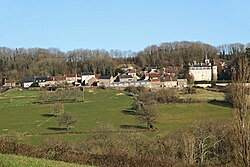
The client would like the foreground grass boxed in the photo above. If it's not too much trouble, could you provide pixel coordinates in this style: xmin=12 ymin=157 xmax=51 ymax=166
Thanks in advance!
xmin=0 ymin=154 xmax=91 ymax=167
xmin=0 ymin=88 xmax=233 ymax=145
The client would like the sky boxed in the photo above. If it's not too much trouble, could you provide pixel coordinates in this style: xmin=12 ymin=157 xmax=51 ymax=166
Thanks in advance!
xmin=0 ymin=0 xmax=250 ymax=52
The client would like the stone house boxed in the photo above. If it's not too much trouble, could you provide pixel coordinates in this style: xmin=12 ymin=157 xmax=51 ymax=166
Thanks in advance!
xmin=99 ymin=74 xmax=114 ymax=86
xmin=3 ymin=80 xmax=16 ymax=88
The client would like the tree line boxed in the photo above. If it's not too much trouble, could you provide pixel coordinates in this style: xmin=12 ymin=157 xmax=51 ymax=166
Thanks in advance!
xmin=0 ymin=47 xmax=136 ymax=82
xmin=0 ymin=41 xmax=249 ymax=84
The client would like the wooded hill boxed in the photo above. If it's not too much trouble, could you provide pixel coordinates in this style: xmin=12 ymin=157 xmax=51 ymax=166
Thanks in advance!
xmin=0 ymin=41 xmax=249 ymax=84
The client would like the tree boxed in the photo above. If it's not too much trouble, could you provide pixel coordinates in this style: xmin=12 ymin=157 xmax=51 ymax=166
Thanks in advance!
xmin=58 ymin=112 xmax=76 ymax=130
xmin=136 ymin=104 xmax=158 ymax=130
xmin=230 ymin=52 xmax=250 ymax=167
xmin=53 ymin=102 xmax=64 ymax=117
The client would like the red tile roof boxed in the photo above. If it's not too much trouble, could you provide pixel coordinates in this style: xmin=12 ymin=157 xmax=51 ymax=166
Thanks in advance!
xmin=5 ymin=80 xmax=15 ymax=83
xmin=53 ymin=76 xmax=66 ymax=81
xmin=95 ymin=74 xmax=101 ymax=79
xmin=150 ymin=78 xmax=160 ymax=82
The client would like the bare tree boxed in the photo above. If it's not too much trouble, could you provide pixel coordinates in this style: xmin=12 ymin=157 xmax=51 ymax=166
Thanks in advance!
xmin=53 ymin=102 xmax=64 ymax=117
xmin=136 ymin=104 xmax=158 ymax=130
xmin=231 ymin=53 xmax=250 ymax=167
xmin=58 ymin=112 xmax=76 ymax=130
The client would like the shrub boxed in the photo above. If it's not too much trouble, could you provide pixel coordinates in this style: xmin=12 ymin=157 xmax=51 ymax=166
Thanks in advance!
xmin=136 ymin=88 xmax=180 ymax=104
xmin=30 ymin=82 xmax=40 ymax=87
xmin=36 ymin=89 xmax=83 ymax=103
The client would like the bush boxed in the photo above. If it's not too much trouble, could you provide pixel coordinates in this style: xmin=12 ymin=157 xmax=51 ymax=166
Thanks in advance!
xmin=36 ymin=89 xmax=83 ymax=103
xmin=0 ymin=121 xmax=240 ymax=166
xmin=183 ymin=87 xmax=197 ymax=94
xmin=0 ymin=133 xmax=20 ymax=154
xmin=136 ymin=88 xmax=180 ymax=104
xmin=30 ymin=82 xmax=40 ymax=87
xmin=124 ymin=86 xmax=146 ymax=95
xmin=98 ymin=85 xmax=106 ymax=89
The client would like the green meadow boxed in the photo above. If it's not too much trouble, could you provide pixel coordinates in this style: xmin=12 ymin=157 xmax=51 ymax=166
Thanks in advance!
xmin=0 ymin=88 xmax=233 ymax=145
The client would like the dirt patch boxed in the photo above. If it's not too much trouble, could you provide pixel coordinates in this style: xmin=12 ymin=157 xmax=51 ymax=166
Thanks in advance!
xmin=89 ymin=89 xmax=95 ymax=93
xmin=116 ymin=93 xmax=125 ymax=96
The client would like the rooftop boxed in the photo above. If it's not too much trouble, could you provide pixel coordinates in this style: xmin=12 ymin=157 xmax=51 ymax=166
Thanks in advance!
xmin=82 ymin=72 xmax=94 ymax=75
xmin=119 ymin=75 xmax=133 ymax=79
xmin=99 ymin=74 xmax=112 ymax=79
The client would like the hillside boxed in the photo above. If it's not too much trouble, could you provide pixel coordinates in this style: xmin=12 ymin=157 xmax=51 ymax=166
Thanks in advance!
xmin=0 ymin=154 xmax=93 ymax=167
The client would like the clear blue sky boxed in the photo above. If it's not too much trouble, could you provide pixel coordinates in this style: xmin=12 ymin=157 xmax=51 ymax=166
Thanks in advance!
xmin=0 ymin=0 xmax=250 ymax=52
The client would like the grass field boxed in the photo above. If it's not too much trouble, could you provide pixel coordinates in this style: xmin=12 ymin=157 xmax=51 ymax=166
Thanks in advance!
xmin=0 ymin=88 xmax=233 ymax=145
xmin=0 ymin=154 xmax=92 ymax=167
xmin=179 ymin=88 xmax=226 ymax=101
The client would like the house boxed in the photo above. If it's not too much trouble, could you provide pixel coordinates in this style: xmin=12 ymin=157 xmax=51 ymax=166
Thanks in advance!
xmin=149 ymin=71 xmax=162 ymax=82
xmin=3 ymin=79 xmax=16 ymax=88
xmin=52 ymin=76 xmax=67 ymax=85
xmin=88 ymin=74 xmax=101 ymax=86
xmin=127 ymin=69 xmax=140 ymax=80
xmin=21 ymin=77 xmax=34 ymax=88
xmin=189 ymin=56 xmax=217 ymax=81
xmin=34 ymin=76 xmax=50 ymax=87
xmin=64 ymin=74 xmax=81 ymax=84
xmin=117 ymin=75 xmax=137 ymax=82
xmin=121 ymin=65 xmax=134 ymax=72
xmin=44 ymin=76 xmax=67 ymax=86
xmin=98 ymin=74 xmax=114 ymax=86
xmin=34 ymin=76 xmax=48 ymax=83
xmin=88 ymin=77 xmax=99 ymax=86
xmin=81 ymin=72 xmax=95 ymax=85
xmin=143 ymin=71 xmax=150 ymax=80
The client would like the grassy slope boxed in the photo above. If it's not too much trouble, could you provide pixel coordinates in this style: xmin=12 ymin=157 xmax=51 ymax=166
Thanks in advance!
xmin=179 ymin=88 xmax=226 ymax=101
xmin=158 ymin=102 xmax=232 ymax=131
xmin=0 ymin=88 xmax=233 ymax=145
xmin=0 ymin=88 xmax=134 ymax=134
xmin=0 ymin=154 xmax=92 ymax=167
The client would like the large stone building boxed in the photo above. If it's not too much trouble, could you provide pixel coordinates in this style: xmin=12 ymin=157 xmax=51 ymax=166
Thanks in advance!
xmin=189 ymin=56 xmax=217 ymax=81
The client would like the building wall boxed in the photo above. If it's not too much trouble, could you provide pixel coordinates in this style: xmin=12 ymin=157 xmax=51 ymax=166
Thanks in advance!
xmin=163 ymin=81 xmax=178 ymax=87
xmin=212 ymin=66 xmax=218 ymax=81
xmin=99 ymin=77 xmax=114 ymax=86
xmin=4 ymin=82 xmax=16 ymax=88
xmin=110 ymin=81 xmax=150 ymax=87
xmin=189 ymin=67 xmax=212 ymax=81
xmin=23 ymin=82 xmax=33 ymax=88
xmin=87 ymin=77 xmax=97 ymax=86
xmin=119 ymin=77 xmax=136 ymax=82
xmin=99 ymin=79 xmax=110 ymax=86
xmin=195 ymin=83 xmax=212 ymax=88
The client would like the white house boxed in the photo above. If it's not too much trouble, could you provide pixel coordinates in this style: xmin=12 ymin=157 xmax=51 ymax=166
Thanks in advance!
xmin=81 ymin=72 xmax=95 ymax=85
xmin=21 ymin=77 xmax=34 ymax=88
xmin=189 ymin=57 xmax=217 ymax=81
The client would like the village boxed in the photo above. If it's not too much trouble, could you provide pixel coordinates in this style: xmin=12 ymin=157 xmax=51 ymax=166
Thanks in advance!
xmin=1 ymin=0 xmax=250 ymax=166
xmin=2 ymin=56 xmax=230 ymax=90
